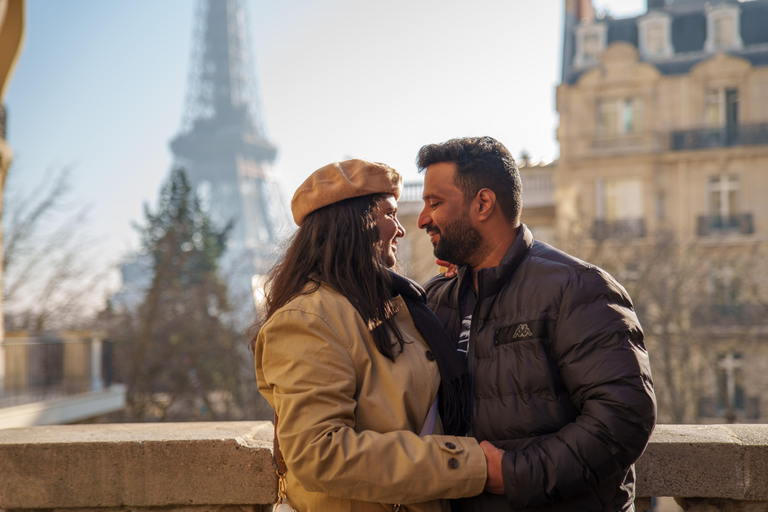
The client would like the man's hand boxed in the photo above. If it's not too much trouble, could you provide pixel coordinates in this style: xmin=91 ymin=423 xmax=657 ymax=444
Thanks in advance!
xmin=436 ymin=259 xmax=458 ymax=278
xmin=480 ymin=440 xmax=505 ymax=494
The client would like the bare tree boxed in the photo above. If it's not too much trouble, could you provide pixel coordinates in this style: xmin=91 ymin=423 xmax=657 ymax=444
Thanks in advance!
xmin=3 ymin=166 xmax=109 ymax=331
xmin=556 ymin=216 xmax=768 ymax=424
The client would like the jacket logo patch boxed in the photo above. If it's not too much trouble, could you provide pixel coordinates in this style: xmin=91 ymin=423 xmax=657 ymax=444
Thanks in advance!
xmin=513 ymin=323 xmax=533 ymax=338
xmin=495 ymin=319 xmax=555 ymax=346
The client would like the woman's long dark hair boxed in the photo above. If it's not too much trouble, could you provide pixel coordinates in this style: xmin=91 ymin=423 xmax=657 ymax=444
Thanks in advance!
xmin=250 ymin=194 xmax=405 ymax=360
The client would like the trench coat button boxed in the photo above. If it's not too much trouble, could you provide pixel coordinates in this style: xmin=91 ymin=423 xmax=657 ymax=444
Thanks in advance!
xmin=445 ymin=442 xmax=456 ymax=449
xmin=425 ymin=350 xmax=436 ymax=361
xmin=448 ymin=457 xmax=459 ymax=469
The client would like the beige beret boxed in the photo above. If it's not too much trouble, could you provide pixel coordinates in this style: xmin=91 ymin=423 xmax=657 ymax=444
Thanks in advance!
xmin=291 ymin=159 xmax=403 ymax=226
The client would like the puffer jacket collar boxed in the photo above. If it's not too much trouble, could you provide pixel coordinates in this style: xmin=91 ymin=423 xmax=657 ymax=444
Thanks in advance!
xmin=455 ymin=224 xmax=534 ymax=299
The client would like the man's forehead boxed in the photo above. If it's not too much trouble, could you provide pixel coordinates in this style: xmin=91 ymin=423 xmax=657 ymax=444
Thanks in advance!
xmin=423 ymin=163 xmax=461 ymax=195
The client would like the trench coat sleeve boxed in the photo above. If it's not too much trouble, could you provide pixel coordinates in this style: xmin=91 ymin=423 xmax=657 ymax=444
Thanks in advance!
xmin=255 ymin=305 xmax=487 ymax=505
xmin=499 ymin=269 xmax=656 ymax=509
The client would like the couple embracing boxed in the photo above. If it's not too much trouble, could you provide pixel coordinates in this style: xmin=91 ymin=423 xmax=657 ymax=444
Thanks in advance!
xmin=252 ymin=136 xmax=656 ymax=512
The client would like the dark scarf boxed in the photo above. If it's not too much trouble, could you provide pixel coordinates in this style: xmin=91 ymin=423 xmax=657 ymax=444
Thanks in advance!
xmin=390 ymin=271 xmax=471 ymax=436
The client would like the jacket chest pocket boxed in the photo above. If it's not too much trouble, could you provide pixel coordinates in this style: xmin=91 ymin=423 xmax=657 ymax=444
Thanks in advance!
xmin=493 ymin=319 xmax=565 ymax=397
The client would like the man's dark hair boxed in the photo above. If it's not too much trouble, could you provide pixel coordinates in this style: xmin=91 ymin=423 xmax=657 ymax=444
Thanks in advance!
xmin=249 ymin=194 xmax=405 ymax=361
xmin=416 ymin=136 xmax=522 ymax=222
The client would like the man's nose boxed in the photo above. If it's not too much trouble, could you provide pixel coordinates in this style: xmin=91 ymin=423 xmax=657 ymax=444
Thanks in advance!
xmin=417 ymin=206 xmax=430 ymax=230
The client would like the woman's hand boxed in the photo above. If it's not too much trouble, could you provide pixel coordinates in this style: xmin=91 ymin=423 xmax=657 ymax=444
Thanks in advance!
xmin=436 ymin=259 xmax=458 ymax=278
xmin=480 ymin=440 xmax=505 ymax=494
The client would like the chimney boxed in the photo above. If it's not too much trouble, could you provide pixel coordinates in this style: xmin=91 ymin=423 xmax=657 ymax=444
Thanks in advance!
xmin=577 ymin=0 xmax=594 ymax=23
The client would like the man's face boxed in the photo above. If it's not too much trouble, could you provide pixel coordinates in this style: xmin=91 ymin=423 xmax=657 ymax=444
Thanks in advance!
xmin=417 ymin=162 xmax=483 ymax=266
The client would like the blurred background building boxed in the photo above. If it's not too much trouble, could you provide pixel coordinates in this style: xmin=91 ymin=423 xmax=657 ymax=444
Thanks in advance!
xmin=398 ymin=0 xmax=768 ymax=425
xmin=555 ymin=0 xmax=768 ymax=424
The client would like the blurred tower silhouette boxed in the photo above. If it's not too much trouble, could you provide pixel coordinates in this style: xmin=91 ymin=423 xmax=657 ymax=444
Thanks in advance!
xmin=170 ymin=0 xmax=290 ymax=279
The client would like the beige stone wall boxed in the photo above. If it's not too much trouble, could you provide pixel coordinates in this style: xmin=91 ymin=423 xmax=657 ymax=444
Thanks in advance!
xmin=0 ymin=422 xmax=277 ymax=511
xmin=1 ymin=423 xmax=768 ymax=511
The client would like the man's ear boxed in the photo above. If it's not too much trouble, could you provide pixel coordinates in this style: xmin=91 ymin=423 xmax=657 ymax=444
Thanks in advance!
xmin=475 ymin=188 xmax=497 ymax=221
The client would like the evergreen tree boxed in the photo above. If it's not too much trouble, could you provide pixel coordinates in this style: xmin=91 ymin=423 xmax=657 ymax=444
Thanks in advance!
xmin=105 ymin=168 xmax=265 ymax=421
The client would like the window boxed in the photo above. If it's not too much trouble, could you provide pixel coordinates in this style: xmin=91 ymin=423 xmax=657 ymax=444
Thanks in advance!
xmin=704 ymin=89 xmax=738 ymax=129
xmin=716 ymin=352 xmax=744 ymax=413
xmin=705 ymin=4 xmax=743 ymax=52
xmin=574 ymin=23 xmax=607 ymax=67
xmin=714 ymin=18 xmax=734 ymax=48
xmin=656 ymin=191 xmax=665 ymax=221
xmin=638 ymin=11 xmax=673 ymax=58
xmin=604 ymin=179 xmax=643 ymax=221
xmin=594 ymin=178 xmax=645 ymax=238
xmin=708 ymin=174 xmax=739 ymax=219
xmin=597 ymin=98 xmax=644 ymax=135
xmin=583 ymin=33 xmax=601 ymax=62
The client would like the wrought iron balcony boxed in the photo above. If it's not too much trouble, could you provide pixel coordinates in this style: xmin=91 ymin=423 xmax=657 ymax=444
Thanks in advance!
xmin=699 ymin=396 xmax=760 ymax=421
xmin=691 ymin=304 xmax=766 ymax=327
xmin=590 ymin=131 xmax=665 ymax=155
xmin=696 ymin=214 xmax=753 ymax=236
xmin=592 ymin=218 xmax=646 ymax=240
xmin=672 ymin=123 xmax=768 ymax=150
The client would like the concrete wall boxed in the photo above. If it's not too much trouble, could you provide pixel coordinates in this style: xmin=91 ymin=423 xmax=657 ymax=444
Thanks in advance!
xmin=1 ymin=423 xmax=768 ymax=512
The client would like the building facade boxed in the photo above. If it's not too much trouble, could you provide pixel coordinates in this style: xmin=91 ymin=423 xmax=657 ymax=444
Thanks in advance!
xmin=556 ymin=0 xmax=768 ymax=423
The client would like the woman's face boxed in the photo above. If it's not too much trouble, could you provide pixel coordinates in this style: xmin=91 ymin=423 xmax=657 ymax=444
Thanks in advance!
xmin=374 ymin=194 xmax=406 ymax=268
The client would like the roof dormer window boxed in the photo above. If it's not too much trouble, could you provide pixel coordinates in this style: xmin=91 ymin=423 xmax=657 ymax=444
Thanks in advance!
xmin=638 ymin=11 xmax=674 ymax=59
xmin=574 ymin=22 xmax=607 ymax=68
xmin=705 ymin=3 xmax=743 ymax=52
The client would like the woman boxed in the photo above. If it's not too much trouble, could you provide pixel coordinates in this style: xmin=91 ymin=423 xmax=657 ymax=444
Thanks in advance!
xmin=252 ymin=159 xmax=487 ymax=512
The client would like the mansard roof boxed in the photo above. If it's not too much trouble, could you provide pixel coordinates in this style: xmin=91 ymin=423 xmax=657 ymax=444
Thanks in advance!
xmin=563 ymin=0 xmax=768 ymax=84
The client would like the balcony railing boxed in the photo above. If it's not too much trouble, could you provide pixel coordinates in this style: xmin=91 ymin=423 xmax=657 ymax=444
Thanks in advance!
xmin=698 ymin=396 xmax=761 ymax=421
xmin=590 ymin=131 xmax=665 ymax=155
xmin=1 ymin=423 xmax=768 ymax=511
xmin=400 ymin=181 xmax=424 ymax=203
xmin=696 ymin=214 xmax=753 ymax=236
xmin=592 ymin=218 xmax=646 ymax=240
xmin=671 ymin=123 xmax=768 ymax=151
xmin=691 ymin=304 xmax=766 ymax=327
xmin=0 ymin=333 xmax=113 ymax=408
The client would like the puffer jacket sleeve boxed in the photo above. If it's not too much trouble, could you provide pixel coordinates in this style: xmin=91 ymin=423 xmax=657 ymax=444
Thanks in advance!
xmin=500 ymin=267 xmax=656 ymax=508
xmin=255 ymin=304 xmax=487 ymax=505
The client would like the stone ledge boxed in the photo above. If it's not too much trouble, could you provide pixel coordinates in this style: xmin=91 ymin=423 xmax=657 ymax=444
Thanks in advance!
xmin=1 ymin=423 xmax=768 ymax=510
xmin=635 ymin=424 xmax=768 ymax=500
xmin=0 ymin=421 xmax=277 ymax=509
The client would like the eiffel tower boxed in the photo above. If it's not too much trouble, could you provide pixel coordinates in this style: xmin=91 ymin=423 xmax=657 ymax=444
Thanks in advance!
xmin=170 ymin=0 xmax=290 ymax=279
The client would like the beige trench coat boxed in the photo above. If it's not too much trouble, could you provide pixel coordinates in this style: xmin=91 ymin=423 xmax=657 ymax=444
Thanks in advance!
xmin=255 ymin=283 xmax=486 ymax=512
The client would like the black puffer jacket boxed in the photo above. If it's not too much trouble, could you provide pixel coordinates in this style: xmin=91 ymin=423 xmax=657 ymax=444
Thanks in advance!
xmin=425 ymin=226 xmax=656 ymax=512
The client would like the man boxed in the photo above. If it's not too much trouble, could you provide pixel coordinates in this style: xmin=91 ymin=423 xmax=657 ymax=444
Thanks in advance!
xmin=416 ymin=136 xmax=656 ymax=511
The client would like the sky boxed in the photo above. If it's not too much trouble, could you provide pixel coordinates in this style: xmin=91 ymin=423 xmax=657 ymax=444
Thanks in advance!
xmin=3 ymin=0 xmax=646 ymax=284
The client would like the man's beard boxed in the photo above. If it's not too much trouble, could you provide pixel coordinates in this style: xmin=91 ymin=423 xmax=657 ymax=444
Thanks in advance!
xmin=432 ymin=215 xmax=483 ymax=266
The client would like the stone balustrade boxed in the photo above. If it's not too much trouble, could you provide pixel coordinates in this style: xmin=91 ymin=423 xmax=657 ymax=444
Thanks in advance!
xmin=0 ymin=422 xmax=767 ymax=512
